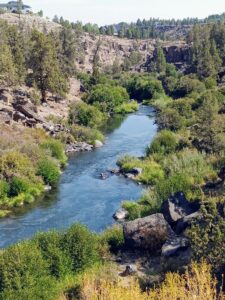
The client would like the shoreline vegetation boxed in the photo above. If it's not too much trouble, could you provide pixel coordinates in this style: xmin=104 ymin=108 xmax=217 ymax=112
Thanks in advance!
xmin=0 ymin=13 xmax=224 ymax=300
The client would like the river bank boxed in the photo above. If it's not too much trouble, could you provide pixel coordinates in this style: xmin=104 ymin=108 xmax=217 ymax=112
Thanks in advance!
xmin=0 ymin=106 xmax=157 ymax=248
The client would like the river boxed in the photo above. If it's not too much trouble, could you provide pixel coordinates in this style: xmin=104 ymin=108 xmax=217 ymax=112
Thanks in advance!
xmin=0 ymin=106 xmax=157 ymax=248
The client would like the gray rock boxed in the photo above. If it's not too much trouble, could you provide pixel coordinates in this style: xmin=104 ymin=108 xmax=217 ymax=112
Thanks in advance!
xmin=123 ymin=214 xmax=170 ymax=251
xmin=161 ymin=236 xmax=190 ymax=257
xmin=65 ymin=142 xmax=93 ymax=153
xmin=113 ymin=208 xmax=128 ymax=221
xmin=110 ymin=168 xmax=120 ymax=174
xmin=161 ymin=192 xmax=200 ymax=225
xmin=119 ymin=265 xmax=137 ymax=277
xmin=175 ymin=211 xmax=202 ymax=234
xmin=131 ymin=167 xmax=143 ymax=176
xmin=94 ymin=140 xmax=103 ymax=148
xmin=125 ymin=173 xmax=135 ymax=180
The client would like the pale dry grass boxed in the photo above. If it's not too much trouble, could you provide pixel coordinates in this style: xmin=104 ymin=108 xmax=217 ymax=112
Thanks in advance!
xmin=79 ymin=262 xmax=224 ymax=300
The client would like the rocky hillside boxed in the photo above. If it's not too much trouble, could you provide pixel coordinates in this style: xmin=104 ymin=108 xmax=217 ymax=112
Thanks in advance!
xmin=0 ymin=13 xmax=61 ymax=32
xmin=0 ymin=13 xmax=190 ymax=73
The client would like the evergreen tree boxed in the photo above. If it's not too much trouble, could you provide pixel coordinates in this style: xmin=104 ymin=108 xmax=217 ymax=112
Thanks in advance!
xmin=29 ymin=30 xmax=68 ymax=102
xmin=58 ymin=24 xmax=77 ymax=76
xmin=0 ymin=43 xmax=17 ymax=86
xmin=152 ymin=43 xmax=167 ymax=73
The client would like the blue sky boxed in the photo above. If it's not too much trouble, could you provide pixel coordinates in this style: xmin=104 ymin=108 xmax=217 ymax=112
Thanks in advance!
xmin=23 ymin=0 xmax=225 ymax=25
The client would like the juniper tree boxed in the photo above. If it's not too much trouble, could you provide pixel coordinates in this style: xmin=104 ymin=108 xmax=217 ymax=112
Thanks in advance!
xmin=29 ymin=29 xmax=68 ymax=102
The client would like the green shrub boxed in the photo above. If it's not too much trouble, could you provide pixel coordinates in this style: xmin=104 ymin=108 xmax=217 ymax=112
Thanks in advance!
xmin=87 ymin=84 xmax=129 ymax=113
xmin=155 ymin=173 xmax=199 ymax=202
xmin=9 ymin=177 xmax=30 ymax=197
xmin=37 ymin=159 xmax=60 ymax=186
xmin=0 ymin=150 xmax=36 ymax=181
xmin=34 ymin=231 xmax=72 ymax=279
xmin=0 ymin=242 xmax=58 ymax=300
xmin=70 ymin=125 xmax=104 ymax=144
xmin=188 ymin=199 xmax=225 ymax=275
xmin=69 ymin=102 xmax=106 ymax=128
xmin=163 ymin=149 xmax=217 ymax=185
xmin=137 ymin=160 xmax=164 ymax=185
xmin=157 ymin=108 xmax=186 ymax=131
xmin=100 ymin=225 xmax=124 ymax=253
xmin=114 ymin=100 xmax=138 ymax=114
xmin=41 ymin=139 xmax=67 ymax=166
xmin=117 ymin=155 xmax=141 ymax=172
xmin=122 ymin=201 xmax=153 ymax=220
xmin=0 ymin=180 xmax=9 ymax=203
xmin=147 ymin=130 xmax=177 ymax=156
xmin=62 ymin=224 xmax=101 ymax=272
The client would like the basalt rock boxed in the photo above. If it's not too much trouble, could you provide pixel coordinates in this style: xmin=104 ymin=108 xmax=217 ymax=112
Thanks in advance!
xmin=161 ymin=192 xmax=200 ymax=225
xmin=123 ymin=214 xmax=170 ymax=251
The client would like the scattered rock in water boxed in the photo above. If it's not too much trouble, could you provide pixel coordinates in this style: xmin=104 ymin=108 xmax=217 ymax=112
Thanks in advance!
xmin=123 ymin=214 xmax=171 ymax=251
xmin=110 ymin=168 xmax=120 ymax=174
xmin=161 ymin=192 xmax=200 ymax=225
xmin=65 ymin=142 xmax=93 ymax=153
xmin=94 ymin=140 xmax=103 ymax=148
xmin=44 ymin=185 xmax=52 ymax=192
xmin=125 ymin=173 xmax=135 ymax=180
xmin=100 ymin=172 xmax=109 ymax=180
xmin=113 ymin=208 xmax=129 ymax=221
xmin=131 ymin=167 xmax=143 ymax=176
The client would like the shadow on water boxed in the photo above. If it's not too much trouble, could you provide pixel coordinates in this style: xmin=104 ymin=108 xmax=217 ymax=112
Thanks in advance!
xmin=0 ymin=106 xmax=157 ymax=248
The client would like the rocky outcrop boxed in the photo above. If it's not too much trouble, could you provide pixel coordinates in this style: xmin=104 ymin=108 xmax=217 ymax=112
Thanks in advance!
xmin=65 ymin=142 xmax=93 ymax=153
xmin=161 ymin=192 xmax=200 ymax=225
xmin=123 ymin=214 xmax=170 ymax=251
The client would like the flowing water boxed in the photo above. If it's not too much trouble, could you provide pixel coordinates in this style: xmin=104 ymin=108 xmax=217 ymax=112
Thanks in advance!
xmin=0 ymin=106 xmax=157 ymax=248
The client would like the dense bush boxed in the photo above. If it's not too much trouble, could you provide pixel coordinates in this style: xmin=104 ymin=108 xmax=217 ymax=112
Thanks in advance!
xmin=87 ymin=84 xmax=129 ymax=113
xmin=114 ymin=100 xmax=139 ymax=114
xmin=62 ymin=224 xmax=101 ymax=272
xmin=155 ymin=173 xmax=199 ymax=202
xmin=69 ymin=102 xmax=106 ymax=128
xmin=37 ymin=159 xmax=60 ymax=186
xmin=0 ymin=242 xmax=58 ymax=300
xmin=99 ymin=225 xmax=125 ymax=253
xmin=123 ymin=74 xmax=165 ymax=101
xmin=70 ymin=124 xmax=104 ymax=144
xmin=188 ymin=199 xmax=225 ymax=276
xmin=163 ymin=149 xmax=217 ymax=185
xmin=41 ymin=139 xmax=67 ymax=166
xmin=122 ymin=201 xmax=153 ymax=220
xmin=147 ymin=130 xmax=177 ymax=156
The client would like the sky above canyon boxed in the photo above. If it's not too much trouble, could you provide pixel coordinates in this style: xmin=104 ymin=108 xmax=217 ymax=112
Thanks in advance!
xmin=17 ymin=0 xmax=225 ymax=25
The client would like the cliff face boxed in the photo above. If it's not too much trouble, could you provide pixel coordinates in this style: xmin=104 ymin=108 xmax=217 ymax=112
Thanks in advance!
xmin=0 ymin=13 xmax=191 ymax=73
xmin=76 ymin=34 xmax=191 ymax=73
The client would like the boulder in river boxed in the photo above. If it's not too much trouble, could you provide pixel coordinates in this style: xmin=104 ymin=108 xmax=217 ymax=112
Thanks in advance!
xmin=161 ymin=192 xmax=200 ymax=225
xmin=113 ymin=208 xmax=129 ymax=221
xmin=123 ymin=213 xmax=170 ymax=251
xmin=94 ymin=140 xmax=103 ymax=148
xmin=131 ymin=167 xmax=143 ymax=176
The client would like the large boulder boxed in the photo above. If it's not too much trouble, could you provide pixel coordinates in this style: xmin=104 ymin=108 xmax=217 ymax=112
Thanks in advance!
xmin=161 ymin=192 xmax=200 ymax=225
xmin=123 ymin=214 xmax=170 ymax=251
xmin=175 ymin=211 xmax=202 ymax=234
xmin=161 ymin=236 xmax=190 ymax=257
